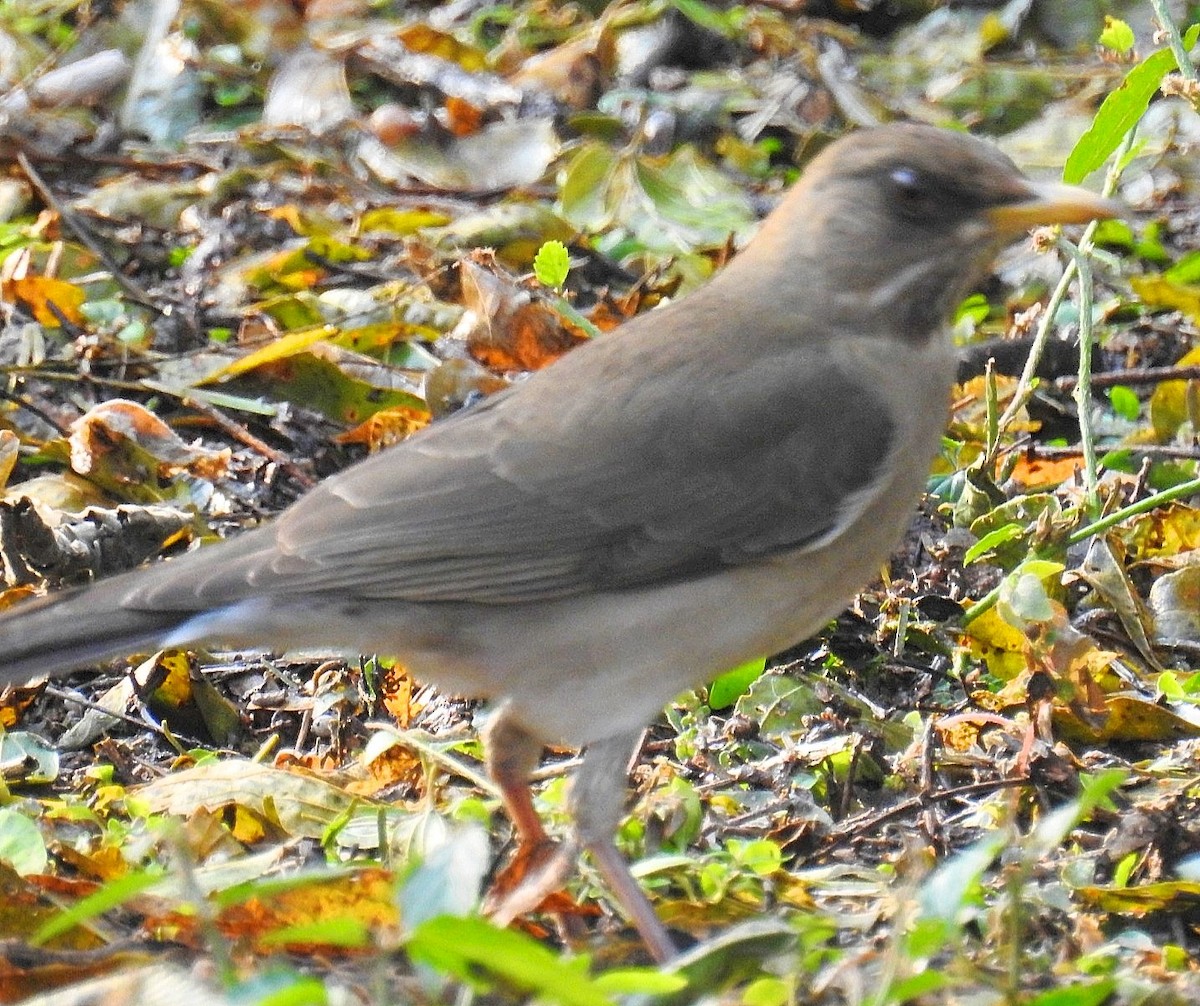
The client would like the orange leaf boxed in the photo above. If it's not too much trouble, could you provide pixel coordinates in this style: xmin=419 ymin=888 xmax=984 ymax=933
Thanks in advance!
xmin=3 ymin=276 xmax=85 ymax=326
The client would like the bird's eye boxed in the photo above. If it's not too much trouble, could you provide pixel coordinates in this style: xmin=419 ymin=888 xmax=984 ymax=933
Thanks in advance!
xmin=886 ymin=166 xmax=938 ymax=220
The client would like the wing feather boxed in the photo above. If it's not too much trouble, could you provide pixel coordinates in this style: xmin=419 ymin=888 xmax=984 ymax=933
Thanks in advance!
xmin=126 ymin=327 xmax=897 ymax=610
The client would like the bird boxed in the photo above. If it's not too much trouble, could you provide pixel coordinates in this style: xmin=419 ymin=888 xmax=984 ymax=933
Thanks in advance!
xmin=0 ymin=124 xmax=1119 ymax=961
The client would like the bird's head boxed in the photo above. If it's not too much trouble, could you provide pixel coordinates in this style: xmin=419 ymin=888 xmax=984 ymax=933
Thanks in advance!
xmin=739 ymin=123 xmax=1123 ymax=339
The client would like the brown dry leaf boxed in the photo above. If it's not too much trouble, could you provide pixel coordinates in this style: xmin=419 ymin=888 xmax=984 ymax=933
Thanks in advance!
xmin=444 ymin=95 xmax=483 ymax=136
xmin=334 ymin=405 xmax=431 ymax=452
xmin=305 ymin=0 xmax=368 ymax=18
xmin=377 ymin=661 xmax=417 ymax=727
xmin=508 ymin=23 xmax=614 ymax=110
xmin=138 ymin=760 xmax=365 ymax=840
xmin=0 ymin=500 xmax=194 ymax=591
xmin=1148 ymin=565 xmax=1200 ymax=645
xmin=1 ymin=472 xmax=106 ymax=513
xmin=934 ymin=711 xmax=1019 ymax=752
xmin=1122 ymin=503 xmax=1200 ymax=561
xmin=1054 ymin=693 xmax=1200 ymax=744
xmin=214 ymin=867 xmax=398 ymax=952
xmin=488 ymin=837 xmax=589 ymax=922
xmin=141 ymin=865 xmax=395 ymax=956
xmin=0 ymin=867 xmax=102 ymax=958
xmin=459 ymin=257 xmax=585 ymax=372
xmin=951 ymin=374 xmax=1039 ymax=439
xmin=1071 ymin=535 xmax=1160 ymax=669
xmin=351 ymin=741 xmax=423 ymax=797
xmin=262 ymin=43 xmax=353 ymax=133
xmin=59 ymin=674 xmax=139 ymax=751
xmin=424 ymin=357 xmax=510 ymax=419
xmin=52 ymin=842 xmax=129 ymax=884
xmin=0 ymin=583 xmax=37 ymax=612
xmin=14 ymin=964 xmax=225 ymax=1006
xmin=1008 ymin=453 xmax=1081 ymax=488
xmin=1028 ymin=615 xmax=1123 ymax=697
xmin=0 ymin=661 xmax=41 ymax=728
xmin=397 ymin=22 xmax=488 ymax=71
xmin=587 ymin=296 xmax=640 ymax=333
xmin=1 ymin=275 xmax=86 ymax=326
xmin=69 ymin=400 xmax=230 ymax=483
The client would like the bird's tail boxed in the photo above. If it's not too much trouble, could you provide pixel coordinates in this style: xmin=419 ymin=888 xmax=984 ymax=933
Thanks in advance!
xmin=0 ymin=576 xmax=187 ymax=686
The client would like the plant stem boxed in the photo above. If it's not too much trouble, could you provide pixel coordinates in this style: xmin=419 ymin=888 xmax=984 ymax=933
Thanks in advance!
xmin=1061 ymin=234 xmax=1099 ymax=515
xmin=1148 ymin=0 xmax=1198 ymax=79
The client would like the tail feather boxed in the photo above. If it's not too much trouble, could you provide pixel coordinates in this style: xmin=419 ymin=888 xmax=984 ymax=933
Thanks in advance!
xmin=0 ymin=577 xmax=189 ymax=685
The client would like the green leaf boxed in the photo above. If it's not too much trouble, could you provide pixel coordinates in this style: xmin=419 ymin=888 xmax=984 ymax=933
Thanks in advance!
xmin=741 ymin=976 xmax=792 ymax=1006
xmin=0 ymin=809 xmax=47 ymax=876
xmin=1076 ymin=767 xmax=1126 ymax=814
xmin=1065 ymin=24 xmax=1200 ymax=183
xmin=534 ymin=240 xmax=570 ymax=290
xmin=593 ymin=969 xmax=689 ymax=995
xmin=33 ymin=868 xmax=167 ymax=945
xmin=963 ymin=522 xmax=1024 ymax=565
xmin=559 ymin=142 xmax=619 ymax=230
xmin=918 ymin=832 xmax=1007 ymax=922
xmin=708 ymin=655 xmax=766 ymax=709
xmin=1063 ymin=47 xmax=1175 ymax=183
xmin=1098 ymin=16 xmax=1135 ymax=54
xmin=954 ymin=292 xmax=991 ymax=325
xmin=407 ymin=915 xmax=614 ymax=1006
xmin=1025 ymin=978 xmax=1117 ymax=1006
xmin=1001 ymin=569 xmax=1056 ymax=623
xmin=1112 ymin=850 xmax=1138 ymax=888
xmin=1108 ymin=384 xmax=1140 ymax=420
xmin=672 ymin=0 xmax=740 ymax=37
xmin=1165 ymin=249 xmax=1200 ymax=284
xmin=261 ymin=916 xmax=373 ymax=949
xmin=727 ymin=838 xmax=783 ymax=876
xmin=904 ymin=917 xmax=954 ymax=958
xmin=882 ymin=970 xmax=952 ymax=1004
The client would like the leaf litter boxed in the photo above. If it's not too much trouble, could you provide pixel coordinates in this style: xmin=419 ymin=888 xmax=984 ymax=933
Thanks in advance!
xmin=1 ymin=1 xmax=1200 ymax=1003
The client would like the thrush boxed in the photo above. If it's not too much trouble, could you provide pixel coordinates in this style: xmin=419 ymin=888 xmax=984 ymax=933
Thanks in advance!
xmin=0 ymin=124 xmax=1119 ymax=961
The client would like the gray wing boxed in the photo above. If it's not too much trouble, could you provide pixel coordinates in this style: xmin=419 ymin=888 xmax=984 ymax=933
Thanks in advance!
xmin=129 ymin=333 xmax=895 ymax=609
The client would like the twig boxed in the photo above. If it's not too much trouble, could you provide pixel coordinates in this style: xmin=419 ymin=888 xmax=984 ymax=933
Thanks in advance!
xmin=179 ymin=394 xmax=318 ymax=490
xmin=1056 ymin=363 xmax=1200 ymax=390
xmin=819 ymin=776 xmax=1030 ymax=852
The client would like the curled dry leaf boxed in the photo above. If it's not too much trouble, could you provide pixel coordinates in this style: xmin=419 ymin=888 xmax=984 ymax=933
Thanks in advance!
xmin=457 ymin=257 xmax=586 ymax=373
xmin=423 ymin=357 xmax=510 ymax=419
xmin=333 ymin=404 xmax=431 ymax=452
xmin=69 ymin=399 xmax=231 ymax=483
xmin=0 ymin=497 xmax=193 ymax=588
xmin=262 ymin=43 xmax=354 ymax=134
